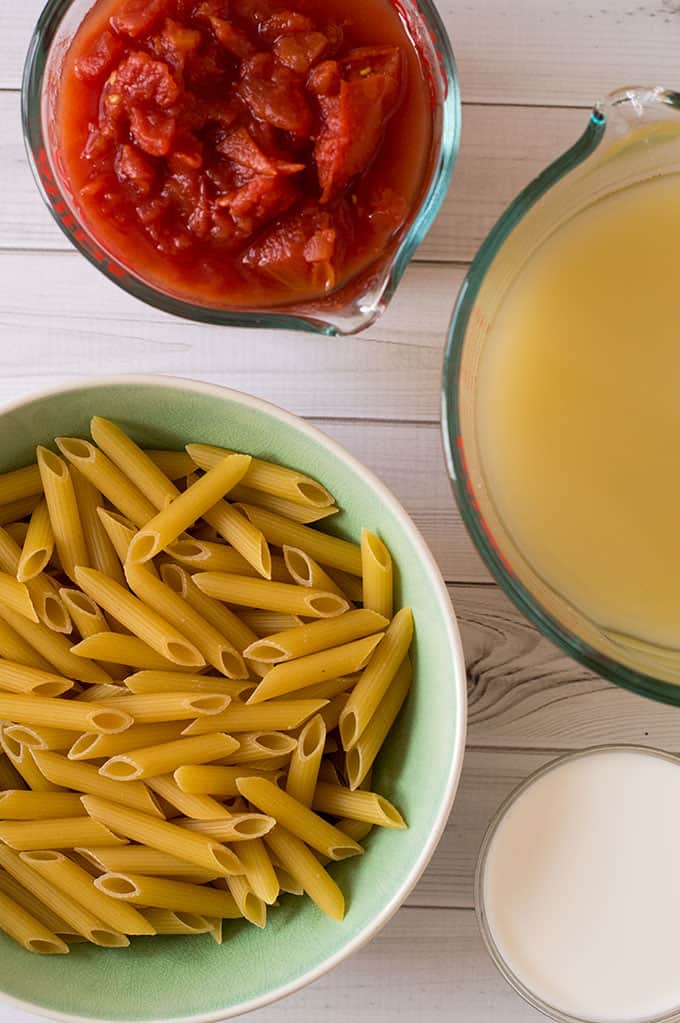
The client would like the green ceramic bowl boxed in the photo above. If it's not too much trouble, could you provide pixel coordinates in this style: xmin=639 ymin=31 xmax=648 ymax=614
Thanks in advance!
xmin=0 ymin=376 xmax=466 ymax=1023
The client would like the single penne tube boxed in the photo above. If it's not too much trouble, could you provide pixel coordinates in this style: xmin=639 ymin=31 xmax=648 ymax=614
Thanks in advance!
xmin=96 ymin=508 xmax=137 ymax=564
xmin=74 ymin=566 xmax=205 ymax=669
xmin=237 ymin=610 xmax=303 ymax=637
xmin=0 ymin=572 xmax=38 ymax=623
xmin=90 ymin=417 xmax=178 ymax=511
xmin=76 ymin=683 xmax=126 ymax=702
xmin=286 ymin=714 xmax=326 ymax=807
xmin=0 ymin=464 xmax=42 ymax=506
xmin=95 ymin=872 xmax=242 ymax=918
xmin=0 ymin=496 xmax=42 ymax=527
xmin=346 ymin=656 xmax=412 ymax=789
xmin=25 ymin=575 xmax=71 ymax=634
xmin=0 ymin=617 xmax=52 ymax=672
xmin=219 ymin=874 xmax=266 ymax=927
xmin=216 ymin=732 xmax=297 ymax=765
xmin=4 ymin=723 xmax=74 ymax=751
xmin=70 ymin=470 xmax=125 ymax=586
xmin=0 ymin=752 xmax=28 ymax=790
xmin=59 ymin=588 xmax=109 ymax=639
xmin=146 ymin=450 xmax=196 ymax=481
xmin=236 ymin=836 xmax=279 ymax=904
xmin=145 ymin=775 xmax=231 ymax=820
xmin=264 ymin=825 xmax=344 ymax=920
xmin=55 ymin=437 xmax=156 ymax=527
xmin=276 ymin=674 xmax=357 ymax=702
xmin=36 ymin=447 xmax=89 ymax=584
xmin=6 ymin=521 xmax=35 ymax=545
xmin=0 ymin=731 xmax=61 ymax=793
xmin=71 ymin=633 xmax=194 ymax=672
xmin=314 ymin=817 xmax=375 ymax=868
xmin=282 ymin=545 xmax=350 ymax=600
xmin=0 ymin=866 xmax=72 ymax=935
xmin=32 ymin=750 xmax=164 ymax=817
xmin=0 ymin=818 xmax=126 ymax=851
xmin=125 ymin=672 xmax=254 ymax=700
xmin=68 ymin=722 xmax=185 ymax=761
xmin=237 ymin=778 xmax=363 ymax=860
xmin=339 ymin=608 xmax=413 ymax=750
xmin=127 ymin=454 xmax=252 ymax=563
xmin=186 ymin=444 xmax=334 ymax=508
xmin=178 ymin=815 xmax=275 ymax=842
xmin=311 ymin=782 xmax=406 ymax=828
xmin=82 ymin=796 xmax=243 ymax=876
xmin=194 ymin=572 xmax=348 ymax=618
xmin=21 ymin=850 xmax=154 ymax=935
xmin=124 ymin=562 xmax=247 ymax=679
xmin=0 ymin=658 xmax=73 ymax=698
xmin=142 ymin=908 xmax=211 ymax=934
xmin=0 ymin=693 xmax=132 ymax=734
xmin=165 ymin=539 xmax=287 ymax=581
xmin=98 ymin=692 xmax=230 ymax=724
xmin=228 ymin=484 xmax=339 ymax=525
xmin=0 ymin=603 xmax=112 ymax=684
xmin=274 ymin=865 xmax=304 ymax=896
xmin=159 ymin=564 xmax=258 ymax=654
xmin=200 ymin=495 xmax=272 ymax=579
xmin=174 ymin=765 xmax=283 ymax=797
xmin=99 ymin=732 xmax=239 ymax=782
xmin=0 ymin=887 xmax=68 ymax=955
xmin=247 ymin=634 xmax=383 ymax=704
xmin=318 ymin=693 xmax=348 ymax=732
xmin=236 ymin=505 xmax=362 ymax=575
xmin=0 ymin=791 xmax=85 ymax=820
xmin=360 ymin=529 xmax=393 ymax=619
xmin=0 ymin=845 xmax=128 ymax=947
xmin=181 ymin=699 xmax=327 ymax=736
xmin=76 ymin=846 xmax=222 ymax=882
xmin=17 ymin=500 xmax=54 ymax=581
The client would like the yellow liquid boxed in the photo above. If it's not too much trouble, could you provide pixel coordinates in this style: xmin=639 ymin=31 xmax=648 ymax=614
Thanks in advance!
xmin=477 ymin=174 xmax=680 ymax=648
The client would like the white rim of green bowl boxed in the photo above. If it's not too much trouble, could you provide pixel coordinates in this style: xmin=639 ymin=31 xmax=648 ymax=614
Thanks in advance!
xmin=0 ymin=374 xmax=467 ymax=1023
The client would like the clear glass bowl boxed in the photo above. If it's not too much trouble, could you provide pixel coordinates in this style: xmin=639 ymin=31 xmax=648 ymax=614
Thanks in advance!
xmin=22 ymin=0 xmax=459 ymax=335
xmin=442 ymin=86 xmax=680 ymax=707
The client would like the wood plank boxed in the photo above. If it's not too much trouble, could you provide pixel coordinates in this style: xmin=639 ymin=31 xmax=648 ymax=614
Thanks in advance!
xmin=5 ymin=0 xmax=680 ymax=107
xmin=0 ymin=91 xmax=583 ymax=263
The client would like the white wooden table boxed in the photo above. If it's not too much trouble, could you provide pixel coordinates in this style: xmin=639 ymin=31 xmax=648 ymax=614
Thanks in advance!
xmin=2 ymin=3 xmax=680 ymax=1020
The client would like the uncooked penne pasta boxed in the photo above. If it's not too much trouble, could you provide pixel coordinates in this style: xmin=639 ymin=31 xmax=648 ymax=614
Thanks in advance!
xmin=75 ymin=567 xmax=205 ymax=669
xmin=4 ymin=723 xmax=75 ymax=751
xmin=247 ymin=634 xmax=383 ymax=703
xmin=36 ymin=447 xmax=89 ymax=584
xmin=32 ymin=750 xmax=164 ymax=817
xmin=159 ymin=563 xmax=258 ymax=655
xmin=0 ymin=791 xmax=85 ymax=820
xmin=311 ymin=783 xmax=405 ymax=828
xmin=71 ymin=632 xmax=194 ymax=672
xmin=200 ymin=496 xmax=272 ymax=580
xmin=56 ymin=438 xmax=156 ymax=528
xmin=0 ymin=465 xmax=42 ymax=505
xmin=220 ymin=874 xmax=266 ymax=927
xmin=278 ymin=674 xmax=357 ymax=702
xmin=264 ymin=825 xmax=344 ymax=920
xmin=0 ymin=572 xmax=38 ymax=623
xmin=0 ymin=617 xmax=52 ymax=672
xmin=0 ymin=845 xmax=128 ymax=947
xmin=0 ymin=603 xmax=112 ymax=684
xmin=186 ymin=445 xmax=334 ymax=509
xmin=0 ymin=659 xmax=73 ymax=698
xmin=96 ymin=508 xmax=137 ymax=564
xmin=99 ymin=732 xmax=239 ymax=782
xmin=181 ymin=700 xmax=327 ymax=736
xmin=236 ymin=837 xmax=279 ymax=905
xmin=0 ymin=867 xmax=72 ymax=935
xmin=237 ymin=610 xmax=303 ymax=636
xmin=0 ymin=730 xmax=60 ymax=793
xmin=82 ymin=796 xmax=243 ymax=876
xmin=76 ymin=846 xmax=221 ymax=882
xmin=98 ymin=692 xmax=230 ymax=724
xmin=346 ymin=657 xmax=412 ymax=790
xmin=145 ymin=775 xmax=231 ymax=820
xmin=90 ymin=417 xmax=178 ymax=511
xmin=228 ymin=484 xmax=339 ymax=524
xmin=68 ymin=722 xmax=185 ymax=761
xmin=70 ymin=470 xmax=125 ymax=586
xmin=0 ymin=752 xmax=27 ymax=791
xmin=194 ymin=573 xmax=348 ymax=618
xmin=274 ymin=865 xmax=304 ymax=896
xmin=339 ymin=608 xmax=413 ymax=750
xmin=3 ymin=522 xmax=29 ymax=545
xmin=0 ymin=497 xmax=41 ymax=527
xmin=318 ymin=694 xmax=348 ymax=733
xmin=286 ymin=715 xmax=326 ymax=808
xmin=282 ymin=545 xmax=349 ymax=599
xmin=124 ymin=672 xmax=254 ymax=700
xmin=0 ymin=527 xmax=70 ymax=633
xmin=76 ymin=683 xmax=126 ymax=703
xmin=146 ymin=451 xmax=196 ymax=481
xmin=0 ymin=693 xmax=131 ymax=734
xmin=217 ymin=732 xmax=297 ymax=765
xmin=361 ymin=529 xmax=393 ymax=620
xmin=124 ymin=562 xmax=247 ymax=678
xmin=59 ymin=589 xmax=107 ymax=639
xmin=178 ymin=815 xmax=275 ymax=841
xmin=173 ymin=764 xmax=283 ymax=797
xmin=25 ymin=575 xmax=71 ymax=634
xmin=17 ymin=500 xmax=54 ymax=581
xmin=0 ymin=818 xmax=126 ymax=851
xmin=236 ymin=505 xmax=362 ymax=575
xmin=237 ymin=778 xmax=363 ymax=860
xmin=142 ymin=909 xmax=212 ymax=934
xmin=0 ymin=887 xmax=68 ymax=955
xmin=127 ymin=454 xmax=251 ymax=563
xmin=96 ymin=872 xmax=241 ymax=918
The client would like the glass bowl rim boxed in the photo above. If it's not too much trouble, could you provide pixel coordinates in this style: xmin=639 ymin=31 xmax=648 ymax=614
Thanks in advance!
xmin=21 ymin=0 xmax=461 ymax=336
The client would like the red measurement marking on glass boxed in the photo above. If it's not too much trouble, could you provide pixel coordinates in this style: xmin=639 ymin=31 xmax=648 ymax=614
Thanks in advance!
xmin=455 ymin=435 xmax=512 ymax=573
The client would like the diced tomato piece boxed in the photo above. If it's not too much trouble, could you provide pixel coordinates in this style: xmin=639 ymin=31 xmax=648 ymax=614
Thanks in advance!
xmin=74 ymin=30 xmax=123 ymax=82
xmin=168 ymin=133 xmax=204 ymax=170
xmin=239 ymin=54 xmax=313 ymax=137
xmin=208 ymin=17 xmax=256 ymax=58
xmin=274 ymin=32 xmax=328 ymax=74
xmin=110 ymin=0 xmax=170 ymax=38
xmin=130 ymin=107 xmax=177 ymax=157
xmin=217 ymin=174 xmax=299 ymax=234
xmin=151 ymin=19 xmax=201 ymax=72
xmin=114 ymin=143 xmax=156 ymax=197
xmin=306 ymin=60 xmax=340 ymax=97
xmin=342 ymin=45 xmax=403 ymax=107
xmin=114 ymin=51 xmax=180 ymax=108
xmin=259 ymin=11 xmax=314 ymax=42
xmin=183 ymin=40 xmax=230 ymax=91
xmin=218 ymin=127 xmax=304 ymax=176
xmin=243 ymin=206 xmax=343 ymax=291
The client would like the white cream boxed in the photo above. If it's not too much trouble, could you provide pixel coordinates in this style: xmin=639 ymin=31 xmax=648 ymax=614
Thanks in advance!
xmin=480 ymin=748 xmax=680 ymax=1023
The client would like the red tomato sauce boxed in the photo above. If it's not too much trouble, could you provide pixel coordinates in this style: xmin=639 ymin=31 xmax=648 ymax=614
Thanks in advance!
xmin=55 ymin=0 xmax=433 ymax=309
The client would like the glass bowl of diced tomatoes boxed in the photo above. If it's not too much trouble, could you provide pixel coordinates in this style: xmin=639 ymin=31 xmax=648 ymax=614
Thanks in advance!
xmin=22 ymin=0 xmax=459 ymax=334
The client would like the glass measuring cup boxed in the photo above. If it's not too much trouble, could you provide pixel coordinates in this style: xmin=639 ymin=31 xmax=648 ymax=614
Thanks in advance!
xmin=443 ymin=87 xmax=680 ymax=705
